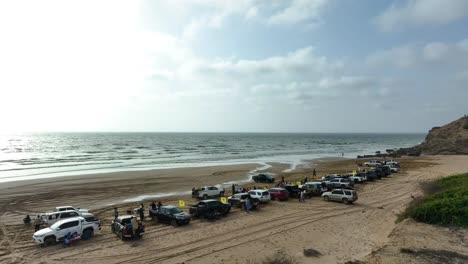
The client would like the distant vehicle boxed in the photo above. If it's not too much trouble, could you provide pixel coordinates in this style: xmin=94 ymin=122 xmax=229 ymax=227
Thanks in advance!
xmin=248 ymin=189 xmax=271 ymax=203
xmin=365 ymin=170 xmax=377 ymax=181
xmin=385 ymin=164 xmax=400 ymax=173
xmin=268 ymin=188 xmax=289 ymax=201
xmin=300 ymin=182 xmax=326 ymax=197
xmin=368 ymin=169 xmax=383 ymax=179
xmin=322 ymin=189 xmax=358 ymax=204
xmin=189 ymin=199 xmax=231 ymax=219
xmin=364 ymin=160 xmax=382 ymax=167
xmin=152 ymin=205 xmax=190 ymax=226
xmin=227 ymin=193 xmax=260 ymax=210
xmin=283 ymin=184 xmax=301 ymax=198
xmin=377 ymin=166 xmax=392 ymax=176
xmin=374 ymin=167 xmax=389 ymax=177
xmin=383 ymin=160 xmax=400 ymax=166
xmin=321 ymin=174 xmax=341 ymax=181
xmin=327 ymin=178 xmax=354 ymax=189
xmin=54 ymin=206 xmax=88 ymax=214
xmin=192 ymin=186 xmax=225 ymax=200
xmin=33 ymin=217 xmax=99 ymax=246
xmin=111 ymin=215 xmax=144 ymax=240
xmin=252 ymin=173 xmax=275 ymax=183
xmin=42 ymin=210 xmax=81 ymax=226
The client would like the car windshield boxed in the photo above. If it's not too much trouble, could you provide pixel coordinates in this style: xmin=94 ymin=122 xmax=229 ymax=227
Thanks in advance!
xmin=169 ymin=208 xmax=183 ymax=214
xmin=262 ymin=191 xmax=269 ymax=196
xmin=50 ymin=221 xmax=61 ymax=230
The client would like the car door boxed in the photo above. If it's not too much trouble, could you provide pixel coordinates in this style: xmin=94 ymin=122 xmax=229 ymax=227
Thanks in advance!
xmin=159 ymin=208 xmax=169 ymax=223
xmin=331 ymin=190 xmax=343 ymax=201
xmin=208 ymin=187 xmax=218 ymax=196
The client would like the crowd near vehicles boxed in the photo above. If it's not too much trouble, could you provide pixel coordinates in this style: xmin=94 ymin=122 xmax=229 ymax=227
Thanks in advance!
xmin=252 ymin=173 xmax=275 ymax=183
xmin=111 ymin=215 xmax=145 ymax=240
xmin=30 ymin=158 xmax=400 ymax=248
xmin=152 ymin=205 xmax=190 ymax=226
xmin=322 ymin=189 xmax=358 ymax=204
xmin=189 ymin=199 xmax=231 ymax=219
xmin=33 ymin=217 xmax=100 ymax=246
xmin=192 ymin=186 xmax=225 ymax=199
xmin=227 ymin=193 xmax=260 ymax=209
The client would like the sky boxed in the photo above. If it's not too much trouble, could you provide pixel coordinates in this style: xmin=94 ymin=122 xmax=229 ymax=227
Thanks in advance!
xmin=0 ymin=0 xmax=467 ymax=133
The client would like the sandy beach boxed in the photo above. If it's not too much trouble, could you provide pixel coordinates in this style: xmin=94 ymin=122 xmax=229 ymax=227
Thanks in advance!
xmin=1 ymin=155 xmax=467 ymax=264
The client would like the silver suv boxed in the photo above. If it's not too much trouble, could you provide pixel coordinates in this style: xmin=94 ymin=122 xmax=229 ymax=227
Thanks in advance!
xmin=322 ymin=189 xmax=358 ymax=204
xmin=327 ymin=178 xmax=354 ymax=188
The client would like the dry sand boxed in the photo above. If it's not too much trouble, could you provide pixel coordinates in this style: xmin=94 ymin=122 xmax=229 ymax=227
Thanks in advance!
xmin=0 ymin=156 xmax=467 ymax=264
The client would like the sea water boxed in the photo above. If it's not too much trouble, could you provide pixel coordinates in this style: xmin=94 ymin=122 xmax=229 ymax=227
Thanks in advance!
xmin=0 ymin=133 xmax=424 ymax=183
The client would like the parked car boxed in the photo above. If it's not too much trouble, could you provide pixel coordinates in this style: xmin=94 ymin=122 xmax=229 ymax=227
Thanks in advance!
xmin=189 ymin=199 xmax=231 ymax=219
xmin=283 ymin=184 xmax=301 ymax=198
xmin=385 ymin=164 xmax=400 ymax=173
xmin=369 ymin=169 xmax=383 ymax=179
xmin=33 ymin=216 xmax=100 ymax=246
xmin=192 ymin=186 xmax=225 ymax=199
xmin=365 ymin=170 xmax=377 ymax=181
xmin=252 ymin=173 xmax=275 ymax=183
xmin=300 ymin=181 xmax=326 ymax=197
xmin=227 ymin=193 xmax=260 ymax=209
xmin=383 ymin=160 xmax=400 ymax=166
xmin=80 ymin=213 xmax=101 ymax=229
xmin=377 ymin=166 xmax=392 ymax=176
xmin=111 ymin=215 xmax=144 ymax=240
xmin=364 ymin=160 xmax=382 ymax=167
xmin=42 ymin=210 xmax=81 ymax=226
xmin=348 ymin=173 xmax=366 ymax=183
xmin=152 ymin=205 xmax=190 ymax=226
xmin=322 ymin=189 xmax=358 ymax=204
xmin=327 ymin=178 xmax=354 ymax=189
xmin=268 ymin=188 xmax=289 ymax=201
xmin=321 ymin=174 xmax=341 ymax=181
xmin=54 ymin=206 xmax=88 ymax=214
xmin=248 ymin=189 xmax=271 ymax=203
xmin=374 ymin=167 xmax=389 ymax=177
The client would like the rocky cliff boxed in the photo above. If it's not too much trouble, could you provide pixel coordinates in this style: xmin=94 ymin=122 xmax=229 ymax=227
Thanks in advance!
xmin=398 ymin=116 xmax=468 ymax=155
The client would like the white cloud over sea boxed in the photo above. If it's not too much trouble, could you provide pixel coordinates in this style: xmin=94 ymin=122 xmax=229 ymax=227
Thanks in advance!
xmin=0 ymin=0 xmax=467 ymax=133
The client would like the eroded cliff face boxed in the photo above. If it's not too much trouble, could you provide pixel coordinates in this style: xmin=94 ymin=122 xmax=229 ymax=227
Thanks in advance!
xmin=398 ymin=116 xmax=468 ymax=155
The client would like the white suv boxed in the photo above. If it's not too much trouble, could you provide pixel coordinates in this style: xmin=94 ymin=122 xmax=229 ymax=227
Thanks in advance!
xmin=322 ymin=189 xmax=358 ymax=204
xmin=248 ymin=189 xmax=271 ymax=203
xmin=54 ymin=206 xmax=88 ymax=214
xmin=42 ymin=210 xmax=81 ymax=225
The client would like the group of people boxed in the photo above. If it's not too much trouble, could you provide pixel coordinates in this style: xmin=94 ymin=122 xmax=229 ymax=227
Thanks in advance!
xmin=113 ymin=200 xmax=164 ymax=222
xmin=23 ymin=215 xmax=45 ymax=232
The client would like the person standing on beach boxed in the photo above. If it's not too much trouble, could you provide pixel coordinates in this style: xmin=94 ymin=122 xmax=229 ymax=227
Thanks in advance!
xmin=139 ymin=204 xmax=144 ymax=221
xmin=281 ymin=175 xmax=285 ymax=183
xmin=34 ymin=215 xmax=42 ymax=231
xmin=113 ymin=207 xmax=118 ymax=219
xmin=313 ymin=169 xmax=316 ymax=177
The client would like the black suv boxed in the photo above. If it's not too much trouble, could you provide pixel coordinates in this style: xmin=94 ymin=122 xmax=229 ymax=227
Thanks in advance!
xmin=252 ymin=173 xmax=275 ymax=183
xmin=283 ymin=184 xmax=301 ymax=198
xmin=189 ymin=199 xmax=231 ymax=219
xmin=152 ymin=205 xmax=190 ymax=226
xmin=366 ymin=170 xmax=378 ymax=181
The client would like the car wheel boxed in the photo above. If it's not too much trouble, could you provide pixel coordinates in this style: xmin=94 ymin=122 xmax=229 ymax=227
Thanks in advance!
xmin=171 ymin=219 xmax=178 ymax=227
xmin=342 ymin=198 xmax=349 ymax=204
xmin=323 ymin=196 xmax=329 ymax=201
xmin=203 ymin=194 xmax=208 ymax=200
xmin=44 ymin=237 xmax=55 ymax=247
xmin=82 ymin=229 xmax=93 ymax=240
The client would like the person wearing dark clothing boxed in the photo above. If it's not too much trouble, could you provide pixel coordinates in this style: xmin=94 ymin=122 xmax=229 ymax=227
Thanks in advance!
xmin=113 ymin=208 xmax=118 ymax=219
xmin=150 ymin=201 xmax=156 ymax=210
xmin=281 ymin=175 xmax=285 ymax=183
xmin=313 ymin=169 xmax=317 ymax=177
xmin=232 ymin=184 xmax=236 ymax=195
xmin=23 ymin=215 xmax=31 ymax=224
xmin=139 ymin=204 xmax=144 ymax=221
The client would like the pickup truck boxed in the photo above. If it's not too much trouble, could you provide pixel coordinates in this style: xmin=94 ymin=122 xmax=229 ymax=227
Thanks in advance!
xmin=300 ymin=181 xmax=327 ymax=197
xmin=32 ymin=216 xmax=100 ymax=246
xmin=189 ymin=199 xmax=231 ymax=219
xmin=349 ymin=173 xmax=367 ymax=183
xmin=364 ymin=160 xmax=382 ymax=167
xmin=192 ymin=186 xmax=225 ymax=200
xmin=111 ymin=215 xmax=144 ymax=240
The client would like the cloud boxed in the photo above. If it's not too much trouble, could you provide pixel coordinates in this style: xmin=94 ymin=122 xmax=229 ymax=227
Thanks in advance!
xmin=375 ymin=0 xmax=468 ymax=32
xmin=367 ymin=39 xmax=468 ymax=68
xmin=268 ymin=0 xmax=329 ymax=25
